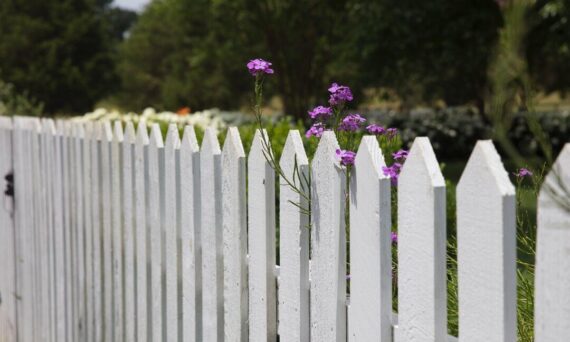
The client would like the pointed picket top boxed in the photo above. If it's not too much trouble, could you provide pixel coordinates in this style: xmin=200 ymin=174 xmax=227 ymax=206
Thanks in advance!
xmin=181 ymin=125 xmax=199 ymax=153
xmin=149 ymin=123 xmax=164 ymax=147
xmin=0 ymin=116 xmax=11 ymax=129
xmin=136 ymin=122 xmax=149 ymax=145
xmin=349 ymin=136 xmax=391 ymax=342
xmin=278 ymin=129 xmax=310 ymax=342
xmin=202 ymin=127 xmax=221 ymax=154
xmin=92 ymin=121 xmax=103 ymax=141
xmin=457 ymin=140 xmax=516 ymax=342
xmin=458 ymin=140 xmax=514 ymax=196
xmin=83 ymin=121 xmax=93 ymax=140
xmin=113 ymin=121 xmax=124 ymax=143
xmin=396 ymin=137 xmax=447 ymax=342
xmin=249 ymin=129 xmax=271 ymax=162
xmin=102 ymin=121 xmax=113 ymax=143
xmin=310 ymin=130 xmax=346 ymax=342
xmin=42 ymin=118 xmax=57 ymax=135
xmin=165 ymin=123 xmax=181 ymax=149
xmin=74 ymin=121 xmax=85 ymax=139
xmin=222 ymin=127 xmax=245 ymax=158
xmin=124 ymin=121 xmax=135 ymax=144
xmin=535 ymin=143 xmax=570 ymax=342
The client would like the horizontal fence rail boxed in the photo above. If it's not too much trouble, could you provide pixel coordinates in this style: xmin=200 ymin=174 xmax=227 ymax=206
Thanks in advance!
xmin=0 ymin=116 xmax=568 ymax=342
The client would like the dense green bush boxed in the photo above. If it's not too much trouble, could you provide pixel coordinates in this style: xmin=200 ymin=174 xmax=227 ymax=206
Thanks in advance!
xmin=0 ymin=79 xmax=43 ymax=117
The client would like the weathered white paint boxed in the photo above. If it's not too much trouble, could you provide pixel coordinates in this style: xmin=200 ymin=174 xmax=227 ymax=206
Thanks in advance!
xmin=74 ymin=122 xmax=87 ymax=341
xmin=396 ymin=137 xmax=447 ymax=342
xmin=101 ymin=121 xmax=114 ymax=342
xmin=457 ymin=140 xmax=516 ymax=342
xmin=112 ymin=122 xmax=125 ymax=342
xmin=248 ymin=130 xmax=277 ymax=342
xmin=134 ymin=122 xmax=149 ymax=342
xmin=535 ymin=143 xmax=570 ymax=342
xmin=310 ymin=131 xmax=346 ymax=342
xmin=348 ymin=136 xmax=392 ymax=342
xmin=54 ymin=120 xmax=67 ymax=342
xmin=91 ymin=122 xmax=103 ymax=342
xmin=164 ymin=124 xmax=180 ymax=342
xmin=83 ymin=121 xmax=95 ymax=342
xmin=148 ymin=124 xmax=164 ymax=342
xmin=200 ymin=127 xmax=223 ymax=342
xmin=222 ymin=127 xmax=248 ymax=342
xmin=278 ymin=130 xmax=310 ymax=342
xmin=179 ymin=125 xmax=201 ymax=341
xmin=122 ymin=122 xmax=136 ymax=342
xmin=0 ymin=118 xmax=16 ymax=340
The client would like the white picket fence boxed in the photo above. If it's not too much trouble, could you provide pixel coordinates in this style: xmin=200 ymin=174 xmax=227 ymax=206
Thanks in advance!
xmin=0 ymin=116 xmax=568 ymax=342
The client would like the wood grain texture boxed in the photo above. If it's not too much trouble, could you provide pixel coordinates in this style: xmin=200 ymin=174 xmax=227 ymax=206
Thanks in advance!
xmin=348 ymin=136 xmax=392 ymax=342
xmin=278 ymin=130 xmax=310 ymax=342
xmin=248 ymin=130 xmax=277 ymax=342
xmin=112 ymin=122 xmax=125 ymax=342
xmin=396 ymin=137 xmax=447 ymax=342
xmin=457 ymin=140 xmax=516 ymax=342
xmin=535 ymin=143 xmax=570 ymax=342
xmin=200 ymin=128 xmax=223 ymax=342
xmin=310 ymin=131 xmax=346 ymax=342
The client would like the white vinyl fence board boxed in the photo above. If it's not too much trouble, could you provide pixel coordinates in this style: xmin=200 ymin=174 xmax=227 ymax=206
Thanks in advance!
xmin=200 ymin=128 xmax=223 ymax=342
xmin=91 ymin=122 xmax=103 ymax=342
xmin=112 ymin=122 xmax=125 ymax=342
xmin=535 ymin=143 xmax=570 ymax=342
xmin=278 ymin=130 xmax=310 ymax=342
xmin=348 ymin=136 xmax=392 ymax=342
xmin=101 ymin=122 xmax=114 ymax=342
xmin=457 ymin=140 xmax=516 ymax=342
xmin=310 ymin=131 xmax=346 ymax=342
xmin=248 ymin=130 xmax=277 ymax=342
xmin=396 ymin=137 xmax=447 ymax=342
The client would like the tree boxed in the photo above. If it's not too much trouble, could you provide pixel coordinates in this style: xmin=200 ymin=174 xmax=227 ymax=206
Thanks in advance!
xmin=0 ymin=0 xmax=135 ymax=115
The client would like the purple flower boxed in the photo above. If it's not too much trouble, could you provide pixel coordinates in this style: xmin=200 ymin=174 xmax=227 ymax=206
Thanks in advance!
xmin=338 ymin=114 xmax=366 ymax=132
xmin=336 ymin=149 xmax=356 ymax=166
xmin=328 ymin=83 xmax=353 ymax=106
xmin=305 ymin=123 xmax=326 ymax=138
xmin=382 ymin=163 xmax=402 ymax=186
xmin=367 ymin=124 xmax=386 ymax=135
xmin=308 ymin=106 xmax=333 ymax=120
xmin=386 ymin=128 xmax=398 ymax=139
xmin=392 ymin=149 xmax=409 ymax=161
xmin=514 ymin=168 xmax=533 ymax=178
xmin=247 ymin=58 xmax=274 ymax=76
xmin=391 ymin=231 xmax=398 ymax=244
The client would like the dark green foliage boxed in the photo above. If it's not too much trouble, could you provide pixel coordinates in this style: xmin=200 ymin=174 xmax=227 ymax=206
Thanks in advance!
xmin=0 ymin=79 xmax=44 ymax=116
xmin=0 ymin=0 xmax=135 ymax=115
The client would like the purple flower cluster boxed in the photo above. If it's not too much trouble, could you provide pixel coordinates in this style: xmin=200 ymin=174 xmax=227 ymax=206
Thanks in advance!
xmin=328 ymin=83 xmax=353 ymax=106
xmin=366 ymin=124 xmax=398 ymax=140
xmin=514 ymin=168 xmax=533 ymax=178
xmin=336 ymin=149 xmax=356 ymax=166
xmin=392 ymin=149 xmax=409 ymax=161
xmin=247 ymin=58 xmax=274 ymax=76
xmin=305 ymin=123 xmax=326 ymax=138
xmin=338 ymin=114 xmax=366 ymax=132
xmin=308 ymin=105 xmax=333 ymax=120
xmin=391 ymin=231 xmax=398 ymax=244
xmin=382 ymin=163 xmax=402 ymax=186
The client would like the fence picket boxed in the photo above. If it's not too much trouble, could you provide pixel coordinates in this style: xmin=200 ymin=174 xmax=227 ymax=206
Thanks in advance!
xmin=535 ymin=143 xmax=570 ymax=341
xmin=396 ymin=137 xmax=447 ymax=342
xmin=0 ymin=117 xmax=16 ymax=341
xmin=164 ymin=124 xmax=180 ymax=342
xmin=310 ymin=131 xmax=346 ymax=342
xmin=123 ymin=122 xmax=136 ymax=342
xmin=148 ymin=123 xmax=164 ymax=342
xmin=135 ymin=122 xmax=149 ymax=341
xmin=278 ymin=130 xmax=310 ymax=342
xmin=222 ymin=127 xmax=248 ymax=342
xmin=248 ymin=130 xmax=277 ymax=342
xmin=457 ymin=140 xmax=516 ymax=342
xmin=63 ymin=121 xmax=76 ymax=341
xmin=200 ymin=127 xmax=223 ymax=342
xmin=74 ymin=122 xmax=87 ymax=341
xmin=112 ymin=121 xmax=125 ymax=342
xmin=179 ymin=125 xmax=201 ymax=341
xmin=348 ymin=136 xmax=392 ymax=342
xmin=82 ymin=121 xmax=94 ymax=342
xmin=91 ymin=122 xmax=103 ymax=342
